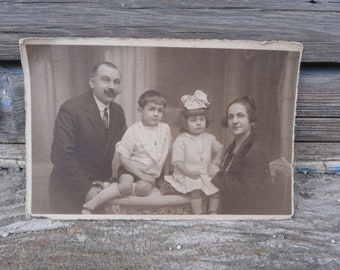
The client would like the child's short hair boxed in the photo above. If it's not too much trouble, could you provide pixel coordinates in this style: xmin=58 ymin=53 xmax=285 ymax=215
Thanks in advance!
xmin=138 ymin=90 xmax=167 ymax=108
xmin=183 ymin=108 xmax=209 ymax=122
xmin=178 ymin=107 xmax=210 ymax=133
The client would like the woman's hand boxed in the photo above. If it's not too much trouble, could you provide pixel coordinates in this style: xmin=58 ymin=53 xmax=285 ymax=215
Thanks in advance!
xmin=269 ymin=157 xmax=291 ymax=180
xmin=211 ymin=158 xmax=221 ymax=167
xmin=208 ymin=163 xmax=220 ymax=177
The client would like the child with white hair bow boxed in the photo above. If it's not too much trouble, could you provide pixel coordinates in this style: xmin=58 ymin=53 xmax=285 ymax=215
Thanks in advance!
xmin=164 ymin=90 xmax=224 ymax=214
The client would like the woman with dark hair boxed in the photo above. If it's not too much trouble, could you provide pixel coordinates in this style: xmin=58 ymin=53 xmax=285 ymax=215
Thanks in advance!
xmin=210 ymin=95 xmax=271 ymax=214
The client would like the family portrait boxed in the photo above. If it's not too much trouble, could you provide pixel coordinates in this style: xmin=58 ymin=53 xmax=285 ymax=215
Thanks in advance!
xmin=21 ymin=38 xmax=302 ymax=219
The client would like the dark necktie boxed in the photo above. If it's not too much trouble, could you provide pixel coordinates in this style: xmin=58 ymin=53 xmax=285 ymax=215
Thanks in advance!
xmin=102 ymin=107 xmax=109 ymax=129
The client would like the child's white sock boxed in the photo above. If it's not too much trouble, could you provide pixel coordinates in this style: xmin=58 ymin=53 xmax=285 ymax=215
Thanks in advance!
xmin=191 ymin=198 xmax=203 ymax=215
xmin=83 ymin=182 xmax=121 ymax=212
xmin=208 ymin=197 xmax=220 ymax=214
xmin=131 ymin=183 xmax=137 ymax=196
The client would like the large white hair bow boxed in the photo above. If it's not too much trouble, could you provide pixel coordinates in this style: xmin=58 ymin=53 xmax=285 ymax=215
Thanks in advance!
xmin=181 ymin=90 xmax=210 ymax=110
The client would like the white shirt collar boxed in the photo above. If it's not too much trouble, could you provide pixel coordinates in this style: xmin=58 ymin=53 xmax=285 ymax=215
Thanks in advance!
xmin=93 ymin=93 xmax=109 ymax=112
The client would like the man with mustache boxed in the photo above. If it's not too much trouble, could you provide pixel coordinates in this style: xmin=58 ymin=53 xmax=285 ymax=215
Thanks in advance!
xmin=49 ymin=62 xmax=127 ymax=214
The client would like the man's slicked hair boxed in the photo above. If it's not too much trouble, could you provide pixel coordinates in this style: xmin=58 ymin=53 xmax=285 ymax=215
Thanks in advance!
xmin=91 ymin=62 xmax=119 ymax=76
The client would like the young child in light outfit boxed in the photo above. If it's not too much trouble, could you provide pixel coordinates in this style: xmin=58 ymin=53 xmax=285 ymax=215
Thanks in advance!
xmin=164 ymin=90 xmax=223 ymax=214
xmin=82 ymin=90 xmax=172 ymax=214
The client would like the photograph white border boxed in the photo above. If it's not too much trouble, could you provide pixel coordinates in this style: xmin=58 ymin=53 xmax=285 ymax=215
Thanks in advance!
xmin=20 ymin=37 xmax=302 ymax=220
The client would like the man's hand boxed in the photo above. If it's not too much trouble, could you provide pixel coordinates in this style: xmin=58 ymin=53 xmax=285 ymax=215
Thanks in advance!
xmin=103 ymin=182 xmax=110 ymax=189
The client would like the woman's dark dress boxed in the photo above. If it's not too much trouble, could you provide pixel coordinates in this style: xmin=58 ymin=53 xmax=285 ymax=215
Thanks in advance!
xmin=212 ymin=133 xmax=271 ymax=214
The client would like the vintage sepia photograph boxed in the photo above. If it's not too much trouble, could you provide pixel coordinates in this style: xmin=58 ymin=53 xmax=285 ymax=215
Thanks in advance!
xmin=20 ymin=38 xmax=302 ymax=220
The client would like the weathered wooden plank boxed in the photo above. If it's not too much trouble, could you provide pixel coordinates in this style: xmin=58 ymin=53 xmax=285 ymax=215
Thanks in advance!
xmin=2 ymin=142 xmax=340 ymax=174
xmin=295 ymin=142 xmax=340 ymax=161
xmin=1 ymin=64 xmax=340 ymax=144
xmin=0 ymin=2 xmax=339 ymax=61
xmin=13 ymin=0 xmax=340 ymax=11
xmin=0 ymin=64 xmax=25 ymax=144
xmin=0 ymin=169 xmax=26 ymax=228
xmin=294 ymin=143 xmax=340 ymax=174
xmin=0 ymin=143 xmax=25 ymax=168
xmin=297 ymin=67 xmax=340 ymax=117
xmin=0 ymin=143 xmax=25 ymax=160
xmin=1 ymin=142 xmax=337 ymax=162
xmin=295 ymin=118 xmax=340 ymax=142
xmin=0 ymin=169 xmax=339 ymax=269
xmin=0 ymin=2 xmax=339 ymax=268
xmin=114 ymin=0 xmax=340 ymax=11
xmin=325 ymin=161 xmax=340 ymax=174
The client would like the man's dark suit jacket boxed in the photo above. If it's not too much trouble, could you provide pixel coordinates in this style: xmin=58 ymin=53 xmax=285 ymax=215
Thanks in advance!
xmin=49 ymin=91 xmax=126 ymax=214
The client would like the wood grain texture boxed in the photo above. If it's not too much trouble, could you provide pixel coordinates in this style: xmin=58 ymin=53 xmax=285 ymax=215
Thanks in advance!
xmin=1 ymin=64 xmax=340 ymax=144
xmin=13 ymin=0 xmax=340 ymax=10
xmin=0 ymin=168 xmax=339 ymax=269
xmin=0 ymin=64 xmax=25 ymax=143
xmin=297 ymin=67 xmax=340 ymax=118
xmin=295 ymin=142 xmax=340 ymax=161
xmin=0 ymin=144 xmax=25 ymax=168
xmin=295 ymin=118 xmax=340 ymax=142
xmin=3 ymin=142 xmax=340 ymax=172
xmin=0 ymin=2 xmax=339 ymax=268
xmin=0 ymin=1 xmax=339 ymax=61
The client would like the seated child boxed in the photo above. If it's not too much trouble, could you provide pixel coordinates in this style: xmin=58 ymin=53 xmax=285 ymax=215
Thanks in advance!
xmin=82 ymin=90 xmax=172 ymax=214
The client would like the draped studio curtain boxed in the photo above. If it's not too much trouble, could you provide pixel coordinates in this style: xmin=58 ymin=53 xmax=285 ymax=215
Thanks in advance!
xmin=28 ymin=45 xmax=155 ymax=212
xmin=104 ymin=46 xmax=158 ymax=126
xmin=222 ymin=49 xmax=298 ymax=162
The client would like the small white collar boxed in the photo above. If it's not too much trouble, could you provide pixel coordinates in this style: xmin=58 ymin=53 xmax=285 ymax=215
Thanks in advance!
xmin=93 ymin=93 xmax=109 ymax=112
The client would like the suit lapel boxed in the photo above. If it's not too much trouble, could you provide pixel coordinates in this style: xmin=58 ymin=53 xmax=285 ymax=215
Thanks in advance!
xmin=84 ymin=92 xmax=107 ymax=147
xmin=104 ymin=103 xmax=119 ymax=151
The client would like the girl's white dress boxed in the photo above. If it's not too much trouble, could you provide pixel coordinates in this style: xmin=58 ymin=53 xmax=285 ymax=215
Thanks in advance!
xmin=164 ymin=132 xmax=223 ymax=195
